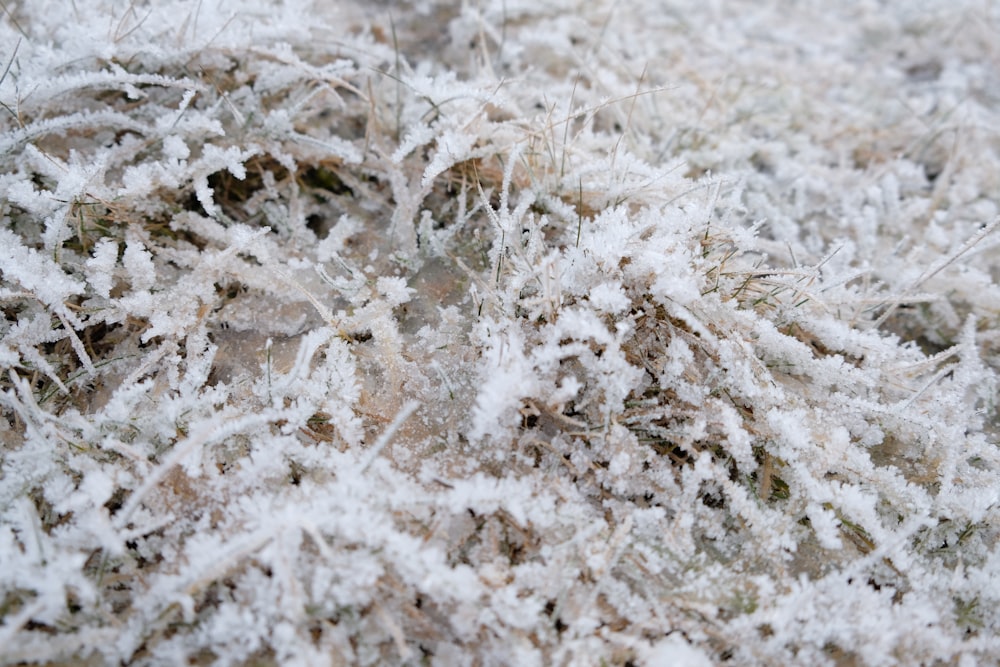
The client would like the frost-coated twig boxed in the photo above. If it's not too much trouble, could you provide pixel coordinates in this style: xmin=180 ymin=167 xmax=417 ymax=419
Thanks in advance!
xmin=268 ymin=264 xmax=343 ymax=334
xmin=358 ymin=400 xmax=419 ymax=473
xmin=115 ymin=411 xmax=282 ymax=527
xmin=0 ymin=598 xmax=47 ymax=650
xmin=873 ymin=217 xmax=1000 ymax=329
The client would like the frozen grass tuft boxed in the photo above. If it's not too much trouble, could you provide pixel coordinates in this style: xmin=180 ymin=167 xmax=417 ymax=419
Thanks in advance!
xmin=2 ymin=1 xmax=1000 ymax=665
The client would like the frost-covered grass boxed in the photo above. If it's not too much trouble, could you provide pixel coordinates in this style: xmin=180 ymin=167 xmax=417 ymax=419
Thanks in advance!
xmin=2 ymin=1 xmax=1000 ymax=665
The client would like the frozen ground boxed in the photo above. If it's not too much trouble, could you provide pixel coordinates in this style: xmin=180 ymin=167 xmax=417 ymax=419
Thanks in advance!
xmin=1 ymin=1 xmax=999 ymax=665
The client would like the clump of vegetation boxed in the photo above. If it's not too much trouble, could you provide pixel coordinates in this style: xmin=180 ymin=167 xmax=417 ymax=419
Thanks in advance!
xmin=2 ymin=1 xmax=999 ymax=665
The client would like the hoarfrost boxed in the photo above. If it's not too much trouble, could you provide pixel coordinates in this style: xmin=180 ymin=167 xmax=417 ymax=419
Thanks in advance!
xmin=1 ymin=0 xmax=999 ymax=665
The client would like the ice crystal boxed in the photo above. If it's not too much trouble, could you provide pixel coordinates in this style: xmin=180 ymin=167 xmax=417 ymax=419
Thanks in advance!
xmin=1 ymin=0 xmax=999 ymax=665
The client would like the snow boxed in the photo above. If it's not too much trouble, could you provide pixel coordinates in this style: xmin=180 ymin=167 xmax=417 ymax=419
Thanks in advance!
xmin=2 ymin=0 xmax=1000 ymax=665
